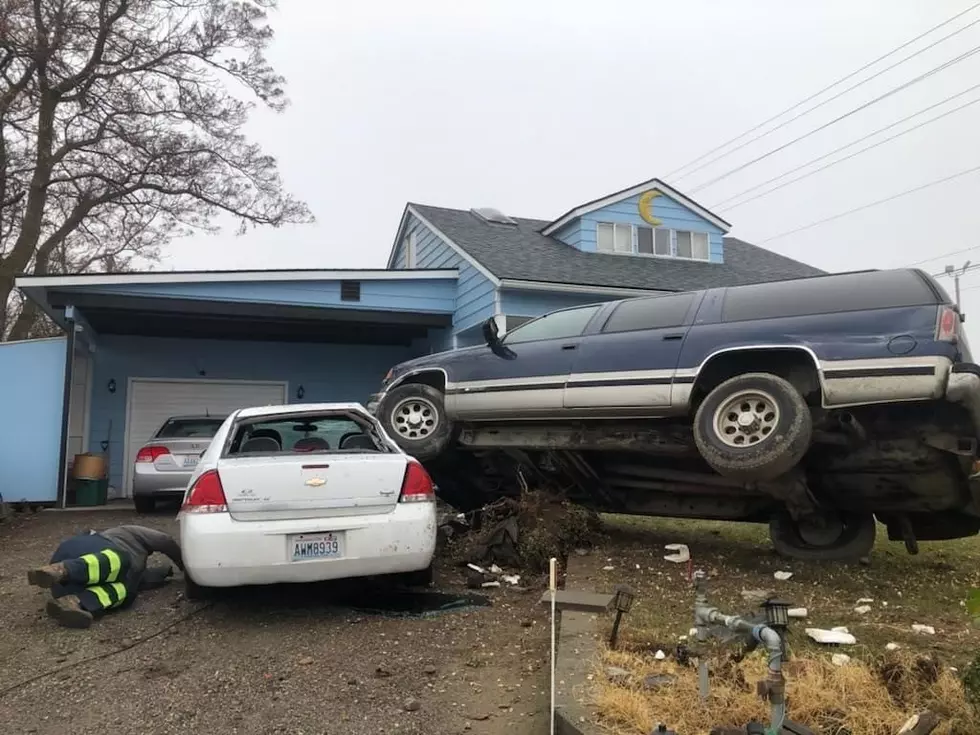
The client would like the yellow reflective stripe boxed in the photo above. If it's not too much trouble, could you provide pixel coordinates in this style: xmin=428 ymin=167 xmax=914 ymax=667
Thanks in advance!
xmin=89 ymin=586 xmax=112 ymax=609
xmin=109 ymin=582 xmax=127 ymax=608
xmin=81 ymin=554 xmax=101 ymax=585
xmin=101 ymin=549 xmax=122 ymax=583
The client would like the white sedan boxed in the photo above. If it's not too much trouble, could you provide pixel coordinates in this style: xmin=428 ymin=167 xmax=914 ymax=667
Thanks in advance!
xmin=178 ymin=403 xmax=437 ymax=598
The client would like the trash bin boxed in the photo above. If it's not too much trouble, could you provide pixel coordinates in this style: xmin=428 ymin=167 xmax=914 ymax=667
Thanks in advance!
xmin=74 ymin=478 xmax=108 ymax=506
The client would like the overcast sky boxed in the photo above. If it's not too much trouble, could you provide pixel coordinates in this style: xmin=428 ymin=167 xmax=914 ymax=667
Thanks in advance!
xmin=162 ymin=0 xmax=980 ymax=339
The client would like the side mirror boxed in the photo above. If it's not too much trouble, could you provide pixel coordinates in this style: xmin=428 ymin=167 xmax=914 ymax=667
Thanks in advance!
xmin=482 ymin=317 xmax=500 ymax=347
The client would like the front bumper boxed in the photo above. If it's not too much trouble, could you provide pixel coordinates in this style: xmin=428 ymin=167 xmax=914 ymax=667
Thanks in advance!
xmin=946 ymin=363 xmax=980 ymax=436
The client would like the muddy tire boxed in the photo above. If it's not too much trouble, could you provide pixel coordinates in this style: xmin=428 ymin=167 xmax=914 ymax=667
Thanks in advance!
xmin=769 ymin=510 xmax=876 ymax=561
xmin=134 ymin=495 xmax=156 ymax=514
xmin=184 ymin=575 xmax=214 ymax=601
xmin=379 ymin=383 xmax=453 ymax=461
xmin=694 ymin=372 xmax=812 ymax=481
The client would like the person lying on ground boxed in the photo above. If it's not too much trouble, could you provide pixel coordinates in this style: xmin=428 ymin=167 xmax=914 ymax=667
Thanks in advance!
xmin=26 ymin=524 xmax=184 ymax=629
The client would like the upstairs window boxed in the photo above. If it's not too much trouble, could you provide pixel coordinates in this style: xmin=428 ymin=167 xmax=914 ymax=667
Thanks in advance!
xmin=596 ymin=222 xmax=710 ymax=261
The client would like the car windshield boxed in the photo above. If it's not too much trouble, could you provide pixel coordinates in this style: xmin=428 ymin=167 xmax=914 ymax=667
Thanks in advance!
xmin=226 ymin=412 xmax=386 ymax=456
xmin=155 ymin=418 xmax=225 ymax=438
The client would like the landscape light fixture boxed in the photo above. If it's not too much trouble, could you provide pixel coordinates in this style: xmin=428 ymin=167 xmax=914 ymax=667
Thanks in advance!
xmin=762 ymin=598 xmax=791 ymax=631
xmin=609 ymin=584 xmax=635 ymax=649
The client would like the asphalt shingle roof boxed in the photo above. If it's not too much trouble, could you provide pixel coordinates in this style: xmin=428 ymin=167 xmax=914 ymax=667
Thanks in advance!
xmin=410 ymin=204 xmax=824 ymax=291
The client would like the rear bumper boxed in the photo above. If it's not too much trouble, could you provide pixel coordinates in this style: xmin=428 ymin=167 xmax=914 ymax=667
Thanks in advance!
xmin=132 ymin=466 xmax=193 ymax=496
xmin=946 ymin=363 xmax=980 ymax=436
xmin=179 ymin=502 xmax=437 ymax=587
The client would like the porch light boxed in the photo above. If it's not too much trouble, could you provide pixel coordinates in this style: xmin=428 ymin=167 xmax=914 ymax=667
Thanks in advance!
xmin=609 ymin=584 xmax=636 ymax=650
xmin=296 ymin=385 xmax=305 ymax=400
xmin=107 ymin=379 xmax=116 ymax=394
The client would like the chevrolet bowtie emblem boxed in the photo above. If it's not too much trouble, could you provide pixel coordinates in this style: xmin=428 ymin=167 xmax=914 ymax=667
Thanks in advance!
xmin=305 ymin=477 xmax=326 ymax=487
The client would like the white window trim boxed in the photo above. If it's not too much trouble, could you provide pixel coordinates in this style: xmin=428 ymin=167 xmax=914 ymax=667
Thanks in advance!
xmin=404 ymin=231 xmax=418 ymax=268
xmin=595 ymin=222 xmax=713 ymax=262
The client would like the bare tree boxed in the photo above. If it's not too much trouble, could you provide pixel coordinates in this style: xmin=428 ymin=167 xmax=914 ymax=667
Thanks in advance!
xmin=0 ymin=0 xmax=311 ymax=340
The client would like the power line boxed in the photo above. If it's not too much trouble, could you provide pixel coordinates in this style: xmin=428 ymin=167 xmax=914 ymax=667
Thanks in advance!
xmin=713 ymin=91 xmax=980 ymax=211
xmin=665 ymin=3 xmax=980 ymax=181
xmin=686 ymin=43 xmax=980 ymax=195
xmin=758 ymin=163 xmax=980 ymax=243
xmin=906 ymin=244 xmax=980 ymax=268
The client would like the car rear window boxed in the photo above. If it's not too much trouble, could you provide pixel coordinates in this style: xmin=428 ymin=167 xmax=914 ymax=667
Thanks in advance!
xmin=155 ymin=418 xmax=225 ymax=438
xmin=602 ymin=293 xmax=696 ymax=333
xmin=226 ymin=413 xmax=386 ymax=456
xmin=721 ymin=269 xmax=940 ymax=322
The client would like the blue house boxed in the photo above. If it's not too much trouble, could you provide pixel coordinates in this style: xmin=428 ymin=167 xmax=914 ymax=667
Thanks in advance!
xmin=3 ymin=177 xmax=821 ymax=505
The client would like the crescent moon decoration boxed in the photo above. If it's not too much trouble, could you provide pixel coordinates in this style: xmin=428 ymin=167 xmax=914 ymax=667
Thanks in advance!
xmin=638 ymin=190 xmax=663 ymax=226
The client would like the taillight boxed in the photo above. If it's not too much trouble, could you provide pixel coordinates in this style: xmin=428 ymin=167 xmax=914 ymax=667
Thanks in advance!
xmin=399 ymin=461 xmax=434 ymax=503
xmin=181 ymin=470 xmax=228 ymax=513
xmin=136 ymin=446 xmax=170 ymax=463
xmin=938 ymin=306 xmax=959 ymax=342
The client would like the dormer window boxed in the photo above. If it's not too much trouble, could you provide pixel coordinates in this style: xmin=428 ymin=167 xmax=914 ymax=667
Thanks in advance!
xmin=596 ymin=222 xmax=710 ymax=261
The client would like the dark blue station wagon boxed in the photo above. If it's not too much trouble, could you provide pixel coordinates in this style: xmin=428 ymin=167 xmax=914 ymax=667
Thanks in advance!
xmin=373 ymin=268 xmax=980 ymax=560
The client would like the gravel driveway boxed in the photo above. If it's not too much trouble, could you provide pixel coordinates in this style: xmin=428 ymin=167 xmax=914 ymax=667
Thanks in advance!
xmin=0 ymin=509 xmax=550 ymax=735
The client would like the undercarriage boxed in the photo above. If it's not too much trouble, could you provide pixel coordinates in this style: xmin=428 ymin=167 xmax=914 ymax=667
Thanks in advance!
xmin=423 ymin=400 xmax=980 ymax=560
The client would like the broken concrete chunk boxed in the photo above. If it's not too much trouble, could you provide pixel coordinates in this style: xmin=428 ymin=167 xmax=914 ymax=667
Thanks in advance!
xmin=654 ymin=650 xmax=666 ymax=660
xmin=911 ymin=624 xmax=936 ymax=635
xmin=489 ymin=564 xmax=503 ymax=574
xmin=854 ymin=605 xmax=872 ymax=615
xmin=886 ymin=642 xmax=901 ymax=651
xmin=605 ymin=666 xmax=631 ymax=685
xmin=831 ymin=626 xmax=850 ymax=634
xmin=806 ymin=628 xmax=856 ymax=645
xmin=663 ymin=544 xmax=690 ymax=563
xmin=774 ymin=571 xmax=794 ymax=581
xmin=831 ymin=654 xmax=851 ymax=666
xmin=788 ymin=607 xmax=808 ymax=618
xmin=501 ymin=574 xmax=520 ymax=586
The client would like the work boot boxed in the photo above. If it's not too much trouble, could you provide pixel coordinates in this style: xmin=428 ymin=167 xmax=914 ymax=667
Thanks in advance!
xmin=45 ymin=595 xmax=93 ymax=629
xmin=27 ymin=562 xmax=68 ymax=589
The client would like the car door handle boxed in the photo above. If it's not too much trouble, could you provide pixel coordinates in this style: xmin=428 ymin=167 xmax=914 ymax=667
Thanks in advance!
xmin=561 ymin=344 xmax=578 ymax=350
xmin=663 ymin=333 xmax=684 ymax=341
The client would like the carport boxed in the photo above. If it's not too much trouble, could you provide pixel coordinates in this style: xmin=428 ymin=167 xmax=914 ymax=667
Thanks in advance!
xmin=7 ymin=269 xmax=456 ymax=505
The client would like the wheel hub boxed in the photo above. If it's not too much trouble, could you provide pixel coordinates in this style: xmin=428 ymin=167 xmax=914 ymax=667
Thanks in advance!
xmin=797 ymin=514 xmax=845 ymax=546
xmin=713 ymin=389 xmax=780 ymax=447
xmin=390 ymin=397 xmax=439 ymax=440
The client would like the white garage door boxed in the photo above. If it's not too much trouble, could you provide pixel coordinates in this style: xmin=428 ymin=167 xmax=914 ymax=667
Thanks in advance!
xmin=123 ymin=379 xmax=287 ymax=496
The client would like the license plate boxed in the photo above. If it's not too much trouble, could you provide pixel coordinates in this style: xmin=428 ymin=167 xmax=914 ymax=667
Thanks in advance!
xmin=182 ymin=456 xmax=198 ymax=468
xmin=290 ymin=532 xmax=344 ymax=562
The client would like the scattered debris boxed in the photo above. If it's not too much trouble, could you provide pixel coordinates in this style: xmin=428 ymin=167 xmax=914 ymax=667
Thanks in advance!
xmin=489 ymin=564 xmax=503 ymax=574
xmin=897 ymin=712 xmax=941 ymax=735
xmin=403 ymin=698 xmax=421 ymax=712
xmin=774 ymin=571 xmax=794 ymax=581
xmin=855 ymin=605 xmax=872 ymax=615
xmin=298 ymin=656 xmax=314 ymax=666
xmin=741 ymin=589 xmax=775 ymax=606
xmin=788 ymin=607 xmax=808 ymax=618
xmin=422 ymin=665 xmax=437 ymax=675
xmin=857 ymin=597 xmax=874 ymax=604
xmin=605 ymin=666 xmax=631 ymax=685
xmin=663 ymin=543 xmax=690 ymax=563
xmin=501 ymin=574 xmax=520 ymax=586
xmin=912 ymin=624 xmax=936 ymax=635
xmin=832 ymin=654 xmax=852 ymax=666
xmin=467 ymin=563 xmax=487 ymax=574
xmin=831 ymin=626 xmax=851 ymax=634
xmin=654 ymin=650 xmax=667 ymax=660
xmin=602 ymin=565 xmax=615 ymax=571
xmin=642 ymin=673 xmax=677 ymax=690
xmin=887 ymin=643 xmax=902 ymax=651
xmin=481 ymin=581 xmax=501 ymax=588
xmin=806 ymin=628 xmax=857 ymax=645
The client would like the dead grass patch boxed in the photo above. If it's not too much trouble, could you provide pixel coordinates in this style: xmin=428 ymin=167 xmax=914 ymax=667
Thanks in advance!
xmin=596 ymin=648 xmax=980 ymax=734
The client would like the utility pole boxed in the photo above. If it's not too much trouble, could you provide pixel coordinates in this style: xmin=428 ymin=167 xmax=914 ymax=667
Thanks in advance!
xmin=945 ymin=261 xmax=972 ymax=309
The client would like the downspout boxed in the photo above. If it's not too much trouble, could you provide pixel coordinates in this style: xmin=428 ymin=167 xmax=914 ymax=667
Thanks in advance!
xmin=55 ymin=312 xmax=77 ymax=509
xmin=693 ymin=571 xmax=786 ymax=734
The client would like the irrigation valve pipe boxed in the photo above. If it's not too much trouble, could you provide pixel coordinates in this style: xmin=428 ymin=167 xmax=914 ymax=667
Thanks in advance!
xmin=692 ymin=571 xmax=787 ymax=735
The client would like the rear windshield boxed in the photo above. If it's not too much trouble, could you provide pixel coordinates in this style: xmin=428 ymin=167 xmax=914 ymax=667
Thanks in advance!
xmin=225 ymin=413 xmax=387 ymax=456
xmin=155 ymin=418 xmax=225 ymax=439
xmin=721 ymin=269 xmax=941 ymax=323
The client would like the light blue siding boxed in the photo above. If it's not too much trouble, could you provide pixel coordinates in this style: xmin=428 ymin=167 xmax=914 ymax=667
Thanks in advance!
xmin=70 ymin=278 xmax=456 ymax=315
xmin=555 ymin=191 xmax=726 ymax=264
xmin=89 ymin=335 xmax=417 ymax=490
xmin=0 ymin=338 xmax=66 ymax=503
xmin=500 ymin=289 xmax=621 ymax=317
xmin=390 ymin=213 xmax=497 ymax=334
